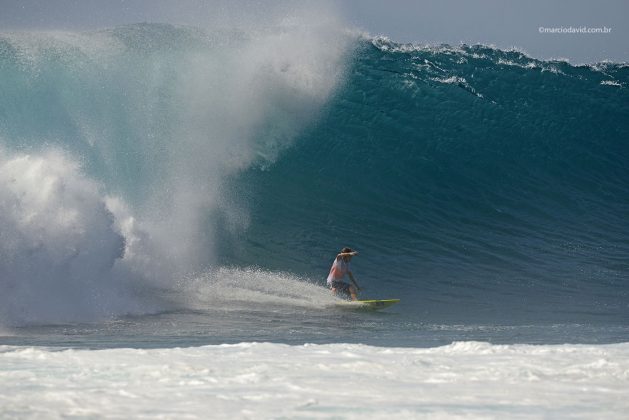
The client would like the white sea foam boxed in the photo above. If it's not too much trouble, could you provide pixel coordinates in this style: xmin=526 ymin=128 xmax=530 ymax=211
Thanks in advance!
xmin=0 ymin=152 xmax=333 ymax=323
xmin=0 ymin=145 xmax=334 ymax=325
xmin=601 ymin=80 xmax=622 ymax=87
xmin=497 ymin=58 xmax=538 ymax=69
xmin=0 ymin=148 xmax=152 ymax=324
xmin=1 ymin=341 xmax=628 ymax=418
xmin=431 ymin=76 xmax=467 ymax=85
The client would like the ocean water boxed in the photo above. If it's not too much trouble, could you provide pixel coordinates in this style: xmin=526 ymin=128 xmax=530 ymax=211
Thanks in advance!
xmin=1 ymin=22 xmax=628 ymax=418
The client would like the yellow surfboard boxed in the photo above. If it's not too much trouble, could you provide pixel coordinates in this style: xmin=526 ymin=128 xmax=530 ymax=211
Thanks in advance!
xmin=335 ymin=299 xmax=400 ymax=310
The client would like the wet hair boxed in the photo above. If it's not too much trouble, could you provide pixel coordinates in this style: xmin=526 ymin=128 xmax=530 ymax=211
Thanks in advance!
xmin=341 ymin=247 xmax=353 ymax=254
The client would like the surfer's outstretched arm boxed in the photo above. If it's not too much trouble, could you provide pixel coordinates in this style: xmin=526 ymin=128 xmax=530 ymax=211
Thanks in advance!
xmin=338 ymin=251 xmax=358 ymax=258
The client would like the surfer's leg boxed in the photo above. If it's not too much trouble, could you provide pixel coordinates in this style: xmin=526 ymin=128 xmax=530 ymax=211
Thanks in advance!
xmin=349 ymin=285 xmax=357 ymax=301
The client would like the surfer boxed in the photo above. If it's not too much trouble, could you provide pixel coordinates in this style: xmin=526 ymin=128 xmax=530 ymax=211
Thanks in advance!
xmin=326 ymin=247 xmax=361 ymax=300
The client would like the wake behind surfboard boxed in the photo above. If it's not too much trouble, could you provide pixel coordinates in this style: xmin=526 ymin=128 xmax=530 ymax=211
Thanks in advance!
xmin=334 ymin=299 xmax=400 ymax=310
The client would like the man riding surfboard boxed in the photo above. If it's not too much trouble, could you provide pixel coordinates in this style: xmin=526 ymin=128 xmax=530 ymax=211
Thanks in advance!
xmin=326 ymin=247 xmax=361 ymax=300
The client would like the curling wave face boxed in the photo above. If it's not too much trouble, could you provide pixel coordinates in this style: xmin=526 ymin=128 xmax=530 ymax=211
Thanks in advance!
xmin=216 ymin=38 xmax=629 ymax=323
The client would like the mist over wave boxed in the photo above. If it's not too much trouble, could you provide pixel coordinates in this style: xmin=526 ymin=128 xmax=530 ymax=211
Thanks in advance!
xmin=0 ymin=18 xmax=352 ymax=325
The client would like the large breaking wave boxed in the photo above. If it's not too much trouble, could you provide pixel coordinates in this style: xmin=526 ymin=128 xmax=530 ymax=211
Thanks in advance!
xmin=1 ymin=22 xmax=628 ymax=325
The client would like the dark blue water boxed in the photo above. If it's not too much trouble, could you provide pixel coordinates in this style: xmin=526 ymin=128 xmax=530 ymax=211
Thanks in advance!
xmin=0 ymin=25 xmax=628 ymax=348
xmin=217 ymin=40 xmax=629 ymax=325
